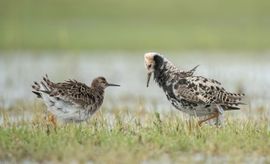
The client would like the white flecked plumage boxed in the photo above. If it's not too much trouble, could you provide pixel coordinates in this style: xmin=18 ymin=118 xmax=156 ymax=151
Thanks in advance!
xmin=144 ymin=52 xmax=245 ymax=126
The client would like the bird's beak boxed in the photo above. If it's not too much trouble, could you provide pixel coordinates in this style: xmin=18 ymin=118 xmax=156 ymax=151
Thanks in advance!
xmin=146 ymin=72 xmax=152 ymax=87
xmin=107 ymin=83 xmax=120 ymax=87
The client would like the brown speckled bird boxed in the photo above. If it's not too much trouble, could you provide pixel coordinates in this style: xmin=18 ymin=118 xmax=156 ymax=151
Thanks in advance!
xmin=144 ymin=52 xmax=245 ymax=126
xmin=32 ymin=75 xmax=120 ymax=123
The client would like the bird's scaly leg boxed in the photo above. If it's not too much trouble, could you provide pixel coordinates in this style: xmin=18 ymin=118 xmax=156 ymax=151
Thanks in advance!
xmin=198 ymin=112 xmax=219 ymax=127
xmin=48 ymin=113 xmax=57 ymax=129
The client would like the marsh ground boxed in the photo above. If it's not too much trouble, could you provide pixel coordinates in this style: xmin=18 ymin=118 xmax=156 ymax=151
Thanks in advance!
xmin=0 ymin=102 xmax=270 ymax=163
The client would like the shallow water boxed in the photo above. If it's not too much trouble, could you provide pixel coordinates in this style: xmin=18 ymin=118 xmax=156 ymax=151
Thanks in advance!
xmin=0 ymin=52 xmax=269 ymax=112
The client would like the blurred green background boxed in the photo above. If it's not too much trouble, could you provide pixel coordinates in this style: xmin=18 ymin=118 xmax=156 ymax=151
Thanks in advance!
xmin=0 ymin=0 xmax=269 ymax=51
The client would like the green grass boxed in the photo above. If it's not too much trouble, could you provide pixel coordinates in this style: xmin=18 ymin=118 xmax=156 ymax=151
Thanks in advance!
xmin=0 ymin=102 xmax=270 ymax=163
xmin=0 ymin=0 xmax=270 ymax=51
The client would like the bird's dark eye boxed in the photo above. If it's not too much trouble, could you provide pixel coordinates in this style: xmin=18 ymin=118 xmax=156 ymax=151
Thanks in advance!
xmin=148 ymin=64 xmax=152 ymax=69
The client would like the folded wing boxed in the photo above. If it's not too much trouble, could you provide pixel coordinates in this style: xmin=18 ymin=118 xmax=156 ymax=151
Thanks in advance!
xmin=172 ymin=76 xmax=245 ymax=110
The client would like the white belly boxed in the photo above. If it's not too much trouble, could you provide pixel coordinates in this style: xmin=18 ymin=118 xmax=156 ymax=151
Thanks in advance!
xmin=48 ymin=105 xmax=91 ymax=123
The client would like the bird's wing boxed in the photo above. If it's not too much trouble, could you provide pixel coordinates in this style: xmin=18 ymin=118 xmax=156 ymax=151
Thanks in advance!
xmin=173 ymin=76 xmax=244 ymax=106
xmin=49 ymin=80 xmax=92 ymax=107
xmin=36 ymin=75 xmax=92 ymax=107
xmin=172 ymin=78 xmax=209 ymax=104
xmin=174 ymin=84 xmax=206 ymax=103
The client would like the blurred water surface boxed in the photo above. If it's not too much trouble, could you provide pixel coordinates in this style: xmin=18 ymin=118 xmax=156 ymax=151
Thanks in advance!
xmin=0 ymin=52 xmax=269 ymax=112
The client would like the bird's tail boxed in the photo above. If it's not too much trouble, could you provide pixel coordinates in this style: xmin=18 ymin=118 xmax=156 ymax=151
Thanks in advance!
xmin=31 ymin=74 xmax=54 ymax=98
xmin=217 ymin=91 xmax=245 ymax=110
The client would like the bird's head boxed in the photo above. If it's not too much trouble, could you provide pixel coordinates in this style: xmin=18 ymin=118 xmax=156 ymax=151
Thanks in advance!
xmin=91 ymin=77 xmax=120 ymax=89
xmin=144 ymin=52 xmax=164 ymax=87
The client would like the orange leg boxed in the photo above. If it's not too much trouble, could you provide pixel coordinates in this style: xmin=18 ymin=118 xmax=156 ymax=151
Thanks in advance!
xmin=198 ymin=112 xmax=219 ymax=127
xmin=48 ymin=114 xmax=57 ymax=128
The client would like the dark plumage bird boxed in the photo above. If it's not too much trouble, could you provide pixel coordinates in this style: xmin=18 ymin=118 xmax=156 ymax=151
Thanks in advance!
xmin=32 ymin=75 xmax=120 ymax=123
xmin=144 ymin=52 xmax=244 ymax=126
